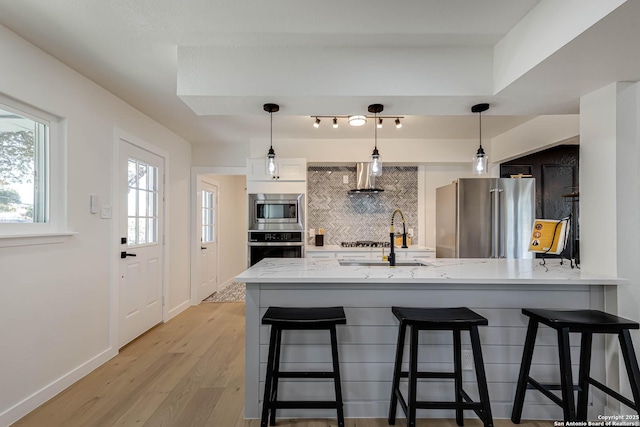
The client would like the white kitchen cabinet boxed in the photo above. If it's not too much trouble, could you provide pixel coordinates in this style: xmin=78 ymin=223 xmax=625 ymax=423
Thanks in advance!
xmin=306 ymin=248 xmax=434 ymax=260
xmin=336 ymin=251 xmax=373 ymax=260
xmin=397 ymin=250 xmax=436 ymax=260
xmin=246 ymin=158 xmax=307 ymax=181
xmin=306 ymin=251 xmax=336 ymax=259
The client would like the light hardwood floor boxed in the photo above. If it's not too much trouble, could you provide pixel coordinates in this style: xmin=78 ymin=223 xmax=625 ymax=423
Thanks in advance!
xmin=12 ymin=302 xmax=551 ymax=427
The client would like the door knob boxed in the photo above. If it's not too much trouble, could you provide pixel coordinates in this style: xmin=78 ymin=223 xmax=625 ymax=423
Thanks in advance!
xmin=121 ymin=251 xmax=137 ymax=259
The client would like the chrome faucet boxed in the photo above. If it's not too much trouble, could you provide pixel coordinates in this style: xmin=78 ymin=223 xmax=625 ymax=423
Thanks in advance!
xmin=389 ymin=208 xmax=408 ymax=266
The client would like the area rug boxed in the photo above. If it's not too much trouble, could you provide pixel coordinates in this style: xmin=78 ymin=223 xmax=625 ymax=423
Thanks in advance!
xmin=203 ymin=282 xmax=245 ymax=302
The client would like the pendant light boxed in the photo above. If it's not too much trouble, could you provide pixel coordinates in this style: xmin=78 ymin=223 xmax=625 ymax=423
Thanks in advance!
xmin=368 ymin=104 xmax=384 ymax=176
xmin=471 ymin=103 xmax=489 ymax=175
xmin=264 ymin=103 xmax=279 ymax=177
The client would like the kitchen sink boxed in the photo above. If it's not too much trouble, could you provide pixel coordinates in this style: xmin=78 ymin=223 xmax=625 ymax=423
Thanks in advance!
xmin=338 ymin=259 xmax=430 ymax=267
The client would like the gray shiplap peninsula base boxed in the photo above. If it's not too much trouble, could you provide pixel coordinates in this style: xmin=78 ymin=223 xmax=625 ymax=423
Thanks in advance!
xmin=236 ymin=258 xmax=622 ymax=421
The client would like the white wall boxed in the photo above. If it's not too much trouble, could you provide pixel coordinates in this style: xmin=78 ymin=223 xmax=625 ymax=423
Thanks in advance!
xmin=579 ymin=85 xmax=619 ymax=276
xmin=580 ymin=82 xmax=640 ymax=413
xmin=491 ymin=115 xmax=579 ymax=163
xmin=493 ymin=0 xmax=626 ymax=92
xmin=249 ymin=137 xmax=481 ymax=165
xmin=192 ymin=142 xmax=250 ymax=168
xmin=0 ymin=24 xmax=192 ymax=425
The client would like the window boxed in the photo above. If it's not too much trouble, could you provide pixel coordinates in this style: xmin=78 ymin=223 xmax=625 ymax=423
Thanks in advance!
xmin=127 ymin=159 xmax=159 ymax=246
xmin=0 ymin=105 xmax=48 ymax=223
xmin=0 ymin=96 xmax=66 ymax=242
xmin=202 ymin=190 xmax=216 ymax=243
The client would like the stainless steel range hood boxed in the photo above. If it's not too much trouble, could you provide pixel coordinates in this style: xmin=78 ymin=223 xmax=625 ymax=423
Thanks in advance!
xmin=349 ymin=162 xmax=384 ymax=194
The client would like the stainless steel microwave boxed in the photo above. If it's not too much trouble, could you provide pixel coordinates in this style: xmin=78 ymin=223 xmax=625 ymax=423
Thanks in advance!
xmin=248 ymin=193 xmax=304 ymax=231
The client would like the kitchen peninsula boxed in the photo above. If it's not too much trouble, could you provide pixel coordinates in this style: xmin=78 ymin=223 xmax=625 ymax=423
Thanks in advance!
xmin=237 ymin=258 xmax=622 ymax=422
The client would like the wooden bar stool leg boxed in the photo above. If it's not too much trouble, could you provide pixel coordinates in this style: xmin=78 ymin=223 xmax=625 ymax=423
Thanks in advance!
xmin=512 ymin=318 xmax=539 ymax=423
xmin=269 ymin=328 xmax=283 ymax=426
xmin=618 ymin=329 xmax=640 ymax=414
xmin=470 ymin=325 xmax=493 ymax=427
xmin=453 ymin=329 xmax=464 ymax=426
xmin=330 ymin=325 xmax=345 ymax=427
xmin=558 ymin=327 xmax=576 ymax=421
xmin=388 ymin=322 xmax=407 ymax=425
xmin=407 ymin=325 xmax=420 ymax=427
xmin=576 ymin=332 xmax=593 ymax=420
xmin=261 ymin=327 xmax=279 ymax=427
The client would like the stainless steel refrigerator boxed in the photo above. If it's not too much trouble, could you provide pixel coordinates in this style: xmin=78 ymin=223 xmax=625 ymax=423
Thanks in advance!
xmin=436 ymin=178 xmax=535 ymax=258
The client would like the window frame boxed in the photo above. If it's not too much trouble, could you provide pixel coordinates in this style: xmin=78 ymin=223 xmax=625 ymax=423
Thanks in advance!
xmin=201 ymin=189 xmax=216 ymax=244
xmin=126 ymin=157 xmax=160 ymax=247
xmin=0 ymin=94 xmax=70 ymax=245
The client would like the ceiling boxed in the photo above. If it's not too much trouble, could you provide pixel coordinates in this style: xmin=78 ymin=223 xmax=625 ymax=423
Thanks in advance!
xmin=0 ymin=0 xmax=639 ymax=147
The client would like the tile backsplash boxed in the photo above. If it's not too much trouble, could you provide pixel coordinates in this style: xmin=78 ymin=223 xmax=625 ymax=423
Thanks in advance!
xmin=307 ymin=166 xmax=418 ymax=245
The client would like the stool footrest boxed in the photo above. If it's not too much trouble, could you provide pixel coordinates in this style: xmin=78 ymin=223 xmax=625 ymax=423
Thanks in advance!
xmin=268 ymin=400 xmax=341 ymax=409
xmin=394 ymin=385 xmax=485 ymax=414
xmin=415 ymin=401 xmax=484 ymax=410
xmin=526 ymin=377 xmax=578 ymax=408
xmin=399 ymin=371 xmax=456 ymax=379
xmin=588 ymin=377 xmax=638 ymax=410
xmin=275 ymin=371 xmax=336 ymax=379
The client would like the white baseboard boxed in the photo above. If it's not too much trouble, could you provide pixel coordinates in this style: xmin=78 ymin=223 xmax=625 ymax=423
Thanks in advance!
xmin=0 ymin=346 xmax=117 ymax=427
xmin=217 ymin=277 xmax=235 ymax=292
xmin=167 ymin=299 xmax=190 ymax=321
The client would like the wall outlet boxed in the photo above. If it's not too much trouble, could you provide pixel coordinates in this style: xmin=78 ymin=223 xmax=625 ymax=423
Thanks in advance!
xmin=309 ymin=228 xmax=315 ymax=237
xmin=343 ymin=175 xmax=349 ymax=184
xmin=462 ymin=350 xmax=473 ymax=370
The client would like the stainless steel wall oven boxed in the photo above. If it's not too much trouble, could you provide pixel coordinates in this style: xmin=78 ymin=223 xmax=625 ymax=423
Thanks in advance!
xmin=247 ymin=231 xmax=304 ymax=266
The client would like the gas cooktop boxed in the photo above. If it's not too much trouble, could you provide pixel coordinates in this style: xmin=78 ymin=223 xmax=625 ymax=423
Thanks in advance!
xmin=340 ymin=241 xmax=391 ymax=248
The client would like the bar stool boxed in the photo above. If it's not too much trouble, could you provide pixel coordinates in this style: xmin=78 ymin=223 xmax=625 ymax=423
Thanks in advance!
xmin=261 ymin=306 xmax=347 ymax=427
xmin=511 ymin=309 xmax=640 ymax=422
xmin=388 ymin=307 xmax=494 ymax=427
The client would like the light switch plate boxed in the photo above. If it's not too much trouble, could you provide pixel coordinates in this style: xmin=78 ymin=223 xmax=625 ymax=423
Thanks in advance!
xmin=343 ymin=175 xmax=349 ymax=184
xmin=90 ymin=195 xmax=100 ymax=214
xmin=101 ymin=205 xmax=112 ymax=219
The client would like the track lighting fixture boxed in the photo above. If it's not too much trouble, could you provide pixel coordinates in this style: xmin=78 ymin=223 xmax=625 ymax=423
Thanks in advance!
xmin=264 ymin=103 xmax=279 ymax=177
xmin=471 ymin=103 xmax=489 ymax=175
xmin=309 ymin=115 xmax=404 ymax=128
xmin=368 ymin=104 xmax=384 ymax=176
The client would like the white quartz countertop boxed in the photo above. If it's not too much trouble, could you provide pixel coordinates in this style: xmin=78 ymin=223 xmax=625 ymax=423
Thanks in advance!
xmin=236 ymin=258 xmax=622 ymax=285
xmin=305 ymin=245 xmax=435 ymax=252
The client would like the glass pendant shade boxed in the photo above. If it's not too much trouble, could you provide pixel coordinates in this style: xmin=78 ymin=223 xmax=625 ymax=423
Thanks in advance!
xmin=264 ymin=103 xmax=280 ymax=178
xmin=471 ymin=103 xmax=489 ymax=175
xmin=371 ymin=147 xmax=382 ymax=176
xmin=266 ymin=147 xmax=278 ymax=177
xmin=472 ymin=147 xmax=488 ymax=175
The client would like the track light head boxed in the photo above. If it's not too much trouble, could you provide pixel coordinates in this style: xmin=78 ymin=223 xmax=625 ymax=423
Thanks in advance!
xmin=395 ymin=118 xmax=402 ymax=128
xmin=333 ymin=117 xmax=338 ymax=128
xmin=313 ymin=117 xmax=320 ymax=128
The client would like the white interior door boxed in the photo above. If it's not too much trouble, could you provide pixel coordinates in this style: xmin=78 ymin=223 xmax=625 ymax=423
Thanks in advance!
xmin=119 ymin=140 xmax=164 ymax=347
xmin=198 ymin=181 xmax=218 ymax=300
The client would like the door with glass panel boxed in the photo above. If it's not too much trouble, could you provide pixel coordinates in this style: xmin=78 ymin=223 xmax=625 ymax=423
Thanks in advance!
xmin=198 ymin=181 xmax=218 ymax=301
xmin=119 ymin=140 xmax=164 ymax=347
